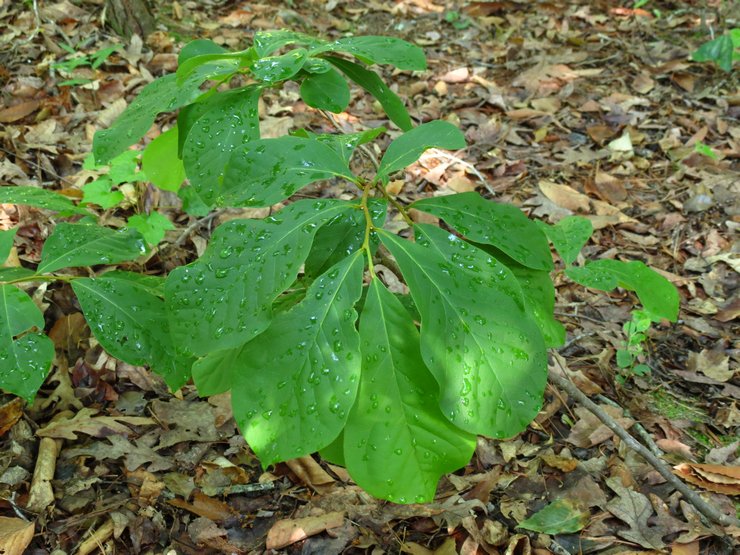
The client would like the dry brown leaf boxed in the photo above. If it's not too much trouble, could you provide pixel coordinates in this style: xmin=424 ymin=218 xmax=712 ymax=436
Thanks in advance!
xmin=0 ymin=517 xmax=34 ymax=555
xmin=673 ymin=463 xmax=740 ymax=495
xmin=266 ymin=511 xmax=344 ymax=550
xmin=541 ymin=452 xmax=578 ymax=472
xmin=167 ymin=491 xmax=237 ymax=522
xmin=687 ymin=348 xmax=733 ymax=382
xmin=36 ymin=407 xmax=153 ymax=439
xmin=605 ymin=478 xmax=664 ymax=549
xmin=285 ymin=456 xmax=335 ymax=494
xmin=0 ymin=100 xmax=40 ymax=123
xmin=0 ymin=397 xmax=24 ymax=437
xmin=538 ymin=180 xmax=589 ymax=212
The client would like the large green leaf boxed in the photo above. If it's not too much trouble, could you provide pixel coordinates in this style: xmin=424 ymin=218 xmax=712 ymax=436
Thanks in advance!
xmin=300 ymin=68 xmax=350 ymax=113
xmin=327 ymin=57 xmax=413 ymax=131
xmin=0 ymin=228 xmax=17 ymax=264
xmin=344 ymin=278 xmax=476 ymax=503
xmin=141 ymin=126 xmax=186 ymax=192
xmin=566 ymin=259 xmax=679 ymax=322
xmin=183 ymin=86 xmax=261 ymax=206
xmin=0 ymin=268 xmax=36 ymax=283
xmin=251 ymin=48 xmax=308 ymax=83
xmin=537 ymin=216 xmax=592 ymax=266
xmin=0 ymin=186 xmax=88 ymax=215
xmin=166 ymin=199 xmax=353 ymax=356
xmin=218 ymin=136 xmax=356 ymax=207
xmin=692 ymin=33 xmax=735 ymax=72
xmin=72 ymin=273 xmax=192 ymax=390
xmin=231 ymin=253 xmax=364 ymax=465
xmin=38 ymin=224 xmax=146 ymax=274
xmin=379 ymin=225 xmax=547 ymax=438
xmin=0 ymin=285 xmax=54 ymax=401
xmin=412 ymin=193 xmax=553 ymax=271
xmin=377 ymin=121 xmax=466 ymax=181
xmin=316 ymin=36 xmax=426 ymax=71
xmin=253 ymin=30 xmax=327 ymax=57
xmin=293 ymin=127 xmax=385 ymax=166
xmin=178 ymin=39 xmax=227 ymax=65
xmin=175 ymin=51 xmax=252 ymax=85
xmin=517 ymin=499 xmax=590 ymax=534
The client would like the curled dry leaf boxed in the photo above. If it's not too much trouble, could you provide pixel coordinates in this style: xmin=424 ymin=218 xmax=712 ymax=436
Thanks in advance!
xmin=266 ymin=511 xmax=345 ymax=550
xmin=0 ymin=517 xmax=34 ymax=555
xmin=673 ymin=463 xmax=740 ymax=496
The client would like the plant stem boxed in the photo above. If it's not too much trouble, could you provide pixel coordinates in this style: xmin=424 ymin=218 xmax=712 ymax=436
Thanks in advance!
xmin=373 ymin=182 xmax=414 ymax=227
xmin=2 ymin=274 xmax=71 ymax=286
xmin=359 ymin=179 xmax=376 ymax=276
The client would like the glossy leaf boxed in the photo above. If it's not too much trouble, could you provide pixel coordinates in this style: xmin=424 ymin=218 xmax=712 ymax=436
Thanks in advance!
xmin=412 ymin=192 xmax=552 ymax=271
xmin=38 ymin=224 xmax=146 ymax=274
xmin=0 ymin=285 xmax=54 ymax=401
xmin=327 ymin=56 xmax=413 ymax=131
xmin=0 ymin=186 xmax=88 ymax=215
xmin=253 ymin=30 xmax=327 ymax=57
xmin=178 ymin=39 xmax=227 ymax=65
xmin=183 ymin=86 xmax=261 ymax=205
xmin=231 ymin=253 xmax=364 ymax=466
xmin=0 ymin=268 xmax=36 ymax=283
xmin=300 ymin=68 xmax=350 ymax=113
xmin=0 ymin=228 xmax=17 ymax=264
xmin=538 ymin=216 xmax=592 ymax=266
xmin=344 ymin=278 xmax=476 ymax=503
xmin=379 ymin=224 xmax=547 ymax=438
xmin=377 ymin=121 xmax=466 ymax=181
xmin=566 ymin=259 xmax=679 ymax=322
xmin=317 ymin=36 xmax=426 ymax=71
xmin=141 ymin=126 xmax=186 ymax=191
xmin=72 ymin=273 xmax=192 ymax=390
xmin=191 ymin=346 xmax=244 ymax=397
xmin=166 ymin=199 xmax=354 ymax=356
xmin=517 ymin=499 xmax=590 ymax=534
xmin=219 ymin=136 xmax=356 ymax=207
xmin=175 ymin=52 xmax=250 ymax=85
xmin=251 ymin=48 xmax=308 ymax=83
xmin=293 ymin=127 xmax=385 ymax=166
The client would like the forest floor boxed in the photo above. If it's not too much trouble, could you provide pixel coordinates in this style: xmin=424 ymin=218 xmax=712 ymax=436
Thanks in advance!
xmin=0 ymin=0 xmax=738 ymax=553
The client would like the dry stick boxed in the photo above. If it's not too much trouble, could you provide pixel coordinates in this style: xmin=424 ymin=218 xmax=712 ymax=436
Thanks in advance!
xmin=548 ymin=367 xmax=740 ymax=529
xmin=596 ymin=393 xmax=665 ymax=459
xmin=172 ymin=209 xmax=225 ymax=247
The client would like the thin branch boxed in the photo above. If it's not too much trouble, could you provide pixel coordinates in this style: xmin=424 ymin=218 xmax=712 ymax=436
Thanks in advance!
xmin=171 ymin=209 xmax=225 ymax=247
xmin=596 ymin=394 xmax=665 ymax=459
xmin=548 ymin=361 xmax=740 ymax=529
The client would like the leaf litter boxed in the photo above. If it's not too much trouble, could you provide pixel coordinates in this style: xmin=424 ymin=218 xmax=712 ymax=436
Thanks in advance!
xmin=0 ymin=0 xmax=738 ymax=553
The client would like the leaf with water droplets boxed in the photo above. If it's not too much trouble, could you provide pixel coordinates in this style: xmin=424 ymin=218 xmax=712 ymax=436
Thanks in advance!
xmin=300 ymin=68 xmax=350 ymax=113
xmin=0 ymin=228 xmax=17 ymax=264
xmin=141 ymin=126 xmax=185 ymax=192
xmin=253 ymin=30 xmax=327 ymax=57
xmin=166 ymin=199 xmax=354 ymax=356
xmin=0 ymin=285 xmax=54 ymax=402
xmin=413 ymin=193 xmax=553 ymax=271
xmin=0 ymin=186 xmax=89 ymax=215
xmin=566 ymin=259 xmax=679 ymax=322
xmin=379 ymin=224 xmax=547 ymax=438
xmin=251 ymin=48 xmax=308 ymax=83
xmin=537 ymin=216 xmax=593 ymax=266
xmin=231 ymin=253 xmax=364 ymax=466
xmin=327 ymin=56 xmax=412 ymax=131
xmin=293 ymin=127 xmax=385 ymax=166
xmin=72 ymin=273 xmax=193 ymax=390
xmin=184 ymin=86 xmax=261 ymax=207
xmin=218 ymin=136 xmax=356 ymax=207
xmin=344 ymin=278 xmax=476 ymax=503
xmin=38 ymin=224 xmax=146 ymax=274
xmin=178 ymin=39 xmax=227 ymax=65
xmin=313 ymin=36 xmax=426 ymax=71
xmin=377 ymin=121 xmax=466 ymax=181
xmin=176 ymin=50 xmax=252 ymax=85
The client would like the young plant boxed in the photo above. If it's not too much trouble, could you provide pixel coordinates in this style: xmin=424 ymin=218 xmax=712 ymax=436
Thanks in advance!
xmin=691 ymin=28 xmax=740 ymax=72
xmin=616 ymin=309 xmax=653 ymax=384
xmin=0 ymin=30 xmax=680 ymax=503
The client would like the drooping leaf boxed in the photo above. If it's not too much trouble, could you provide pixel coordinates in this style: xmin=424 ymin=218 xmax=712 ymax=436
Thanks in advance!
xmin=141 ymin=126 xmax=186 ymax=191
xmin=315 ymin=36 xmax=426 ymax=71
xmin=412 ymin=193 xmax=552 ymax=271
xmin=344 ymin=278 xmax=476 ymax=503
xmin=0 ymin=285 xmax=54 ymax=401
xmin=166 ymin=199 xmax=354 ymax=356
xmin=0 ymin=228 xmax=17 ymax=264
xmin=127 ymin=211 xmax=175 ymax=246
xmin=566 ymin=259 xmax=679 ymax=322
xmin=72 ymin=273 xmax=192 ymax=390
xmin=537 ymin=216 xmax=592 ymax=266
xmin=327 ymin=56 xmax=413 ymax=131
xmin=218 ymin=136 xmax=356 ymax=207
xmin=0 ymin=186 xmax=88 ymax=215
xmin=692 ymin=33 xmax=735 ymax=72
xmin=231 ymin=253 xmax=364 ymax=465
xmin=38 ymin=224 xmax=146 ymax=274
xmin=379 ymin=225 xmax=547 ymax=438
xmin=251 ymin=48 xmax=308 ymax=83
xmin=183 ymin=86 xmax=261 ymax=206
xmin=300 ymin=68 xmax=350 ymax=113
xmin=253 ymin=30 xmax=327 ymax=57
xmin=377 ymin=121 xmax=466 ymax=181
xmin=517 ymin=499 xmax=590 ymax=534
xmin=178 ymin=39 xmax=227 ymax=65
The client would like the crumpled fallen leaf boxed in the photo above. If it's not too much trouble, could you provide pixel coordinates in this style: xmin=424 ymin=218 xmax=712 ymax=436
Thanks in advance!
xmin=673 ymin=463 xmax=740 ymax=496
xmin=266 ymin=511 xmax=344 ymax=550
xmin=0 ymin=397 xmax=24 ymax=437
xmin=0 ymin=517 xmax=34 ymax=555
xmin=687 ymin=348 xmax=733 ymax=382
xmin=37 ymin=407 xmax=154 ymax=439
xmin=605 ymin=477 xmax=664 ymax=549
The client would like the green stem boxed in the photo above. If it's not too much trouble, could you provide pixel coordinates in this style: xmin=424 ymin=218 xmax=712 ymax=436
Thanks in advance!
xmin=373 ymin=182 xmax=414 ymax=227
xmin=2 ymin=274 xmax=73 ymax=286
xmin=359 ymin=179 xmax=377 ymax=276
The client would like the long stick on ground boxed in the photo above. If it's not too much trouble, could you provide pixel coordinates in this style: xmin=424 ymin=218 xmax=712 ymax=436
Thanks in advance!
xmin=547 ymin=366 xmax=740 ymax=529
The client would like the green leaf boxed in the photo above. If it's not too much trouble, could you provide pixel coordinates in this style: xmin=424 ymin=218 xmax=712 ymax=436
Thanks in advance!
xmin=38 ymin=223 xmax=146 ymax=274
xmin=175 ymin=53 xmax=250 ymax=85
xmin=191 ymin=347 xmax=243 ymax=397
xmin=344 ymin=278 xmax=476 ymax=504
xmin=379 ymin=225 xmax=547 ymax=438
xmin=93 ymin=72 xmax=211 ymax=165
xmin=82 ymin=178 xmax=124 ymax=209
xmin=304 ymin=198 xmax=386 ymax=278
xmin=0 ymin=186 xmax=88 ymax=215
xmin=183 ymin=86 xmax=261 ymax=206
xmin=0 ymin=228 xmax=17 ymax=264
xmin=71 ymin=273 xmax=192 ymax=390
xmin=251 ymin=48 xmax=308 ymax=83
xmin=127 ymin=211 xmax=175 ymax=246
xmin=537 ymin=216 xmax=592 ymax=266
xmin=412 ymin=193 xmax=552 ymax=271
xmin=107 ymin=150 xmax=142 ymax=184
xmin=142 ymin=126 xmax=186 ymax=191
xmin=178 ymin=39 xmax=227 ymax=65
xmin=300 ymin=68 xmax=350 ymax=113
xmin=0 ymin=285 xmax=54 ymax=401
xmin=327 ymin=56 xmax=413 ymax=131
xmin=566 ymin=259 xmax=679 ymax=322
xmin=253 ymin=30 xmax=327 ymax=57
xmin=317 ymin=36 xmax=426 ymax=71
xmin=0 ymin=268 xmax=36 ymax=283
xmin=692 ymin=33 xmax=734 ymax=72
xmin=178 ymin=185 xmax=211 ymax=217
xmin=166 ymin=199 xmax=354 ymax=356
xmin=517 ymin=499 xmax=590 ymax=534
xmin=293 ymin=127 xmax=385 ymax=166
xmin=231 ymin=253 xmax=364 ymax=465
xmin=218 ymin=136 xmax=356 ymax=207
xmin=304 ymin=58 xmax=332 ymax=73
xmin=377 ymin=121 xmax=466 ymax=181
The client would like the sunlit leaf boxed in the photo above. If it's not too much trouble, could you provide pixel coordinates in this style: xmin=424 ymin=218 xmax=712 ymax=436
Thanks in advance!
xmin=142 ymin=126 xmax=186 ymax=191
xmin=251 ymin=48 xmax=308 ymax=83
xmin=315 ymin=36 xmax=426 ymax=71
